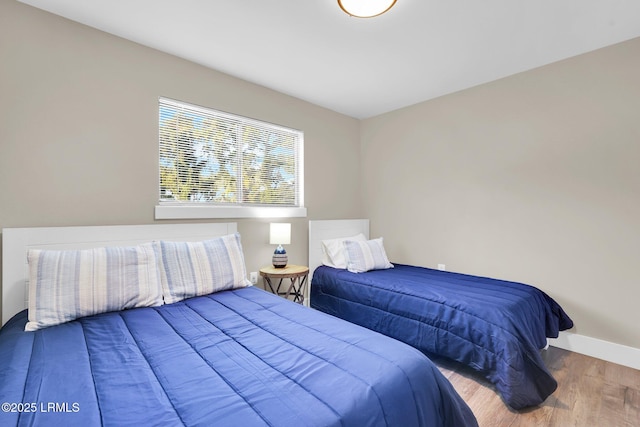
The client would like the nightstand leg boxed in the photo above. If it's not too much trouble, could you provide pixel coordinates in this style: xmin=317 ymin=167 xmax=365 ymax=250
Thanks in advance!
xmin=283 ymin=278 xmax=296 ymax=302
xmin=285 ymin=275 xmax=307 ymax=304
xmin=294 ymin=275 xmax=307 ymax=304
xmin=263 ymin=276 xmax=276 ymax=294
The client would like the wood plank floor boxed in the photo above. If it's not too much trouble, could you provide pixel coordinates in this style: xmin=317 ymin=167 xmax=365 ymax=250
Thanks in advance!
xmin=433 ymin=346 xmax=640 ymax=426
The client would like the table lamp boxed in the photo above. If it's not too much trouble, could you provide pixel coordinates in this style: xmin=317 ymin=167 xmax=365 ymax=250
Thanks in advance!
xmin=270 ymin=223 xmax=291 ymax=268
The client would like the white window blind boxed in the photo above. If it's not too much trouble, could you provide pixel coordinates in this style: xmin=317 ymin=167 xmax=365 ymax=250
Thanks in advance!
xmin=158 ymin=98 xmax=304 ymax=215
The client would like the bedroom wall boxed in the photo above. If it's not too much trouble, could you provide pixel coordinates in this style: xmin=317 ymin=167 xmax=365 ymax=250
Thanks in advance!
xmin=0 ymin=0 xmax=363 ymax=322
xmin=361 ymin=37 xmax=640 ymax=350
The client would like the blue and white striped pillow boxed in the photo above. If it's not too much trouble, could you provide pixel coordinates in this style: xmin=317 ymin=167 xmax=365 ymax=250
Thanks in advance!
xmin=26 ymin=243 xmax=163 ymax=331
xmin=344 ymin=237 xmax=394 ymax=273
xmin=156 ymin=233 xmax=251 ymax=304
xmin=321 ymin=233 xmax=367 ymax=269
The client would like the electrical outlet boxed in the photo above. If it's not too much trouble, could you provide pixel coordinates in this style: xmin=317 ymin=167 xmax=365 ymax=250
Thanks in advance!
xmin=437 ymin=264 xmax=446 ymax=271
xmin=249 ymin=271 xmax=258 ymax=285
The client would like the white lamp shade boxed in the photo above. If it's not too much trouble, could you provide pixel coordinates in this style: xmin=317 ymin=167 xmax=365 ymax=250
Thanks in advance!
xmin=338 ymin=0 xmax=397 ymax=18
xmin=270 ymin=223 xmax=291 ymax=245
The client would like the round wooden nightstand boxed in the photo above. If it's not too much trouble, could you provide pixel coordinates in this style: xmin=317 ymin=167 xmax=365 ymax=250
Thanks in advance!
xmin=259 ymin=265 xmax=309 ymax=305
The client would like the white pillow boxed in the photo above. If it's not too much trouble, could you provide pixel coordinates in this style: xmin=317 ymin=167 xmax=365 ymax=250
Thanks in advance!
xmin=26 ymin=243 xmax=162 ymax=331
xmin=344 ymin=237 xmax=394 ymax=273
xmin=156 ymin=233 xmax=251 ymax=304
xmin=321 ymin=233 xmax=367 ymax=269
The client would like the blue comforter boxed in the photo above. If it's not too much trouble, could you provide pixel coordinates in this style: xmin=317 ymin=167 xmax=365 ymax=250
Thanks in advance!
xmin=0 ymin=286 xmax=477 ymax=427
xmin=311 ymin=264 xmax=574 ymax=409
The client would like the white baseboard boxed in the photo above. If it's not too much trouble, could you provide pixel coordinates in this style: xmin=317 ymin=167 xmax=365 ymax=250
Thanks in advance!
xmin=548 ymin=331 xmax=640 ymax=371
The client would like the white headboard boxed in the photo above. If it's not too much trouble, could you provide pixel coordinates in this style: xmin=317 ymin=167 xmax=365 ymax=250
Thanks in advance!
xmin=308 ymin=219 xmax=369 ymax=279
xmin=2 ymin=222 xmax=238 ymax=326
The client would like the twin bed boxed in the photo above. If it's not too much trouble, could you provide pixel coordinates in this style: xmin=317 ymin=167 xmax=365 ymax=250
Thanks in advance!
xmin=0 ymin=223 xmax=477 ymax=427
xmin=308 ymin=219 xmax=574 ymax=410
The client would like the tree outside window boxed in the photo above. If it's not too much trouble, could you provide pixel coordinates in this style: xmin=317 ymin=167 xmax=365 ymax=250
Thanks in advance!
xmin=159 ymin=98 xmax=303 ymax=210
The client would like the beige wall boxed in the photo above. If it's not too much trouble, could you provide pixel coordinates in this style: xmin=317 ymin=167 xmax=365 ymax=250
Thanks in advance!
xmin=2 ymin=0 xmax=638 ymax=352
xmin=0 ymin=0 xmax=363 ymax=322
xmin=361 ymin=38 xmax=640 ymax=349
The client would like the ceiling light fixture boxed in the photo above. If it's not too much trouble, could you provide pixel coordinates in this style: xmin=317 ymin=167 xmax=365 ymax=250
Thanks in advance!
xmin=338 ymin=0 xmax=397 ymax=18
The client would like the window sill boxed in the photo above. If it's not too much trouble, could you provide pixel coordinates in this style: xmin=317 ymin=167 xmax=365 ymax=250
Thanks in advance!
xmin=155 ymin=205 xmax=307 ymax=220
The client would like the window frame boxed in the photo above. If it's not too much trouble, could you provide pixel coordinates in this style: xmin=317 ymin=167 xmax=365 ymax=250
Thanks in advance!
xmin=155 ymin=98 xmax=306 ymax=219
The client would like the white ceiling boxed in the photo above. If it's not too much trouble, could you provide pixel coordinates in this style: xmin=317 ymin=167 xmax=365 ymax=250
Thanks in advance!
xmin=19 ymin=0 xmax=640 ymax=119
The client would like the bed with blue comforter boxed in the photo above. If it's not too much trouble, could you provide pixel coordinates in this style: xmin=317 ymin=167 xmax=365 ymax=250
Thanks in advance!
xmin=310 ymin=264 xmax=574 ymax=410
xmin=0 ymin=286 xmax=477 ymax=427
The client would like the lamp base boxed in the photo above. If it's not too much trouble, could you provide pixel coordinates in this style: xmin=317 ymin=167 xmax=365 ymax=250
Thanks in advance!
xmin=272 ymin=245 xmax=288 ymax=268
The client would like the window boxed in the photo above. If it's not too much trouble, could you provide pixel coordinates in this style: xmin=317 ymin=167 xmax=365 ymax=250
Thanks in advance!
xmin=156 ymin=98 xmax=306 ymax=219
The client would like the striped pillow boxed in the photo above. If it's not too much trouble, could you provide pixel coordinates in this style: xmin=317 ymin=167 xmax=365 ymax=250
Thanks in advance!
xmin=156 ymin=233 xmax=251 ymax=304
xmin=26 ymin=243 xmax=162 ymax=331
xmin=321 ymin=233 xmax=367 ymax=269
xmin=344 ymin=238 xmax=394 ymax=273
